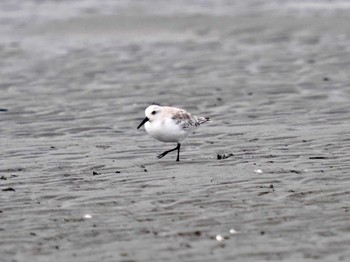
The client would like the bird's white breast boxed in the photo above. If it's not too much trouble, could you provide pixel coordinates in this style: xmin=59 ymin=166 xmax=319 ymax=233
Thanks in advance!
xmin=145 ymin=118 xmax=188 ymax=142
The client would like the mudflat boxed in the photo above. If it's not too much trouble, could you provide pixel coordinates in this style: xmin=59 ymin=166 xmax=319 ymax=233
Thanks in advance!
xmin=1 ymin=1 xmax=350 ymax=261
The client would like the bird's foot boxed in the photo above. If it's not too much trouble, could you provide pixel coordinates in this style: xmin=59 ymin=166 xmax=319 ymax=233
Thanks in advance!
xmin=157 ymin=152 xmax=168 ymax=159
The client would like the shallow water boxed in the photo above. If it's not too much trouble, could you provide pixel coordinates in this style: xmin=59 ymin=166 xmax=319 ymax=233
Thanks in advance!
xmin=1 ymin=1 xmax=350 ymax=261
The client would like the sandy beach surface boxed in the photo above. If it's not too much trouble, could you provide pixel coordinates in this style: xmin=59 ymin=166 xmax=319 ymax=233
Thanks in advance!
xmin=1 ymin=1 xmax=350 ymax=261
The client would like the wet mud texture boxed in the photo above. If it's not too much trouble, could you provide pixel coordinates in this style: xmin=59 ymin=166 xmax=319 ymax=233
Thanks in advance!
xmin=1 ymin=2 xmax=350 ymax=262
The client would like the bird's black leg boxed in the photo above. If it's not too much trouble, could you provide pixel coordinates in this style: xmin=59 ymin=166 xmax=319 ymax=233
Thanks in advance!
xmin=157 ymin=143 xmax=181 ymax=161
xmin=176 ymin=143 xmax=181 ymax=162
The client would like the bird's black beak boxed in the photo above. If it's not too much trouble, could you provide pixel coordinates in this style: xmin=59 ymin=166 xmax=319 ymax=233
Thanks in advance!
xmin=137 ymin=117 xmax=149 ymax=129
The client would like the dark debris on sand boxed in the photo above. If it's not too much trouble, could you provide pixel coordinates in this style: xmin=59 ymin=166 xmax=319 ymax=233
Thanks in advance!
xmin=2 ymin=187 xmax=15 ymax=192
xmin=217 ymin=153 xmax=234 ymax=160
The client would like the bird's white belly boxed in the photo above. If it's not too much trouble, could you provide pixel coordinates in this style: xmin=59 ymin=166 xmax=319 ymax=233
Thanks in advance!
xmin=145 ymin=120 xmax=188 ymax=142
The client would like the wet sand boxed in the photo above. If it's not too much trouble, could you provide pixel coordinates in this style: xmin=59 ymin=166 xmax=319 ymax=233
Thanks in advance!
xmin=1 ymin=1 xmax=350 ymax=261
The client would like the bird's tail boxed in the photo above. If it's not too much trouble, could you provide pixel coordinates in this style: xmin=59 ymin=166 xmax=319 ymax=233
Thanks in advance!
xmin=197 ymin=116 xmax=211 ymax=125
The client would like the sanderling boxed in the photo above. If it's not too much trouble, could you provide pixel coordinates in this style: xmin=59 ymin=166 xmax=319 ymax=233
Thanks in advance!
xmin=137 ymin=105 xmax=211 ymax=161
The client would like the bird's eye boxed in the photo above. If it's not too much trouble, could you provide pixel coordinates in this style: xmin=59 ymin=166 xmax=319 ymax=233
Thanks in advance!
xmin=151 ymin=111 xmax=156 ymax=115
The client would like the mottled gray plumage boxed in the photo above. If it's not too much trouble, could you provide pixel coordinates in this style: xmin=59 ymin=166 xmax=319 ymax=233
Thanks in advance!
xmin=172 ymin=110 xmax=210 ymax=129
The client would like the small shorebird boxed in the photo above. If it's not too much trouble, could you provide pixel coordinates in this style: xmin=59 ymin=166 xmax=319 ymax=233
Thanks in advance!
xmin=137 ymin=105 xmax=210 ymax=161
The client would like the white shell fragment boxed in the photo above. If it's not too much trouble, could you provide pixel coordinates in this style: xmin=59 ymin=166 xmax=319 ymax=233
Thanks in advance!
xmin=216 ymin=235 xmax=224 ymax=241
xmin=229 ymin=228 xmax=237 ymax=234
